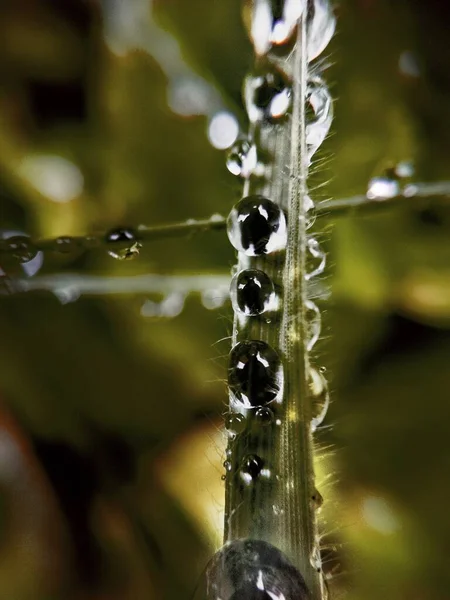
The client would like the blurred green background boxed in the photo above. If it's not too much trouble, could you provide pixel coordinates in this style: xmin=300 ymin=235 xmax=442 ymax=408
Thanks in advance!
xmin=0 ymin=0 xmax=449 ymax=599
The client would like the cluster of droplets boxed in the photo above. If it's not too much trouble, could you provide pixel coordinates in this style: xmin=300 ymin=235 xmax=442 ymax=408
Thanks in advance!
xmin=224 ymin=0 xmax=334 ymax=481
xmin=209 ymin=2 xmax=336 ymax=598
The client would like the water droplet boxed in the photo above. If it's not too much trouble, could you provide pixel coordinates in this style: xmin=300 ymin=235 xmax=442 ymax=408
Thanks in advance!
xmin=225 ymin=413 xmax=247 ymax=436
xmin=305 ymin=299 xmax=321 ymax=352
xmin=106 ymin=227 xmax=141 ymax=261
xmin=239 ymin=454 xmax=264 ymax=484
xmin=319 ymin=365 xmax=327 ymax=373
xmin=3 ymin=236 xmax=37 ymax=264
xmin=223 ymin=460 xmax=232 ymax=472
xmin=106 ymin=227 xmax=136 ymax=243
xmin=244 ymin=71 xmax=291 ymax=123
xmin=366 ymin=176 xmax=400 ymax=200
xmin=230 ymin=269 xmax=277 ymax=316
xmin=226 ymin=140 xmax=258 ymax=178
xmin=247 ymin=0 xmax=306 ymax=55
xmin=227 ymin=196 xmax=287 ymax=256
xmin=0 ymin=231 xmax=43 ymax=277
xmin=273 ymin=504 xmax=285 ymax=516
xmin=310 ymin=545 xmax=322 ymax=572
xmin=305 ymin=194 xmax=317 ymax=229
xmin=305 ymin=237 xmax=326 ymax=280
xmin=254 ymin=407 xmax=274 ymax=426
xmin=55 ymin=236 xmax=79 ymax=254
xmin=306 ymin=76 xmax=333 ymax=163
xmin=84 ymin=235 xmax=101 ymax=248
xmin=311 ymin=489 xmax=324 ymax=510
xmin=193 ymin=539 xmax=309 ymax=600
xmin=307 ymin=0 xmax=336 ymax=62
xmin=228 ymin=341 xmax=283 ymax=408
xmin=309 ymin=366 xmax=330 ymax=431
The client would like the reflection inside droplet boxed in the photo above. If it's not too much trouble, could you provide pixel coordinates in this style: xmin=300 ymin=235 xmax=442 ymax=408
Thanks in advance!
xmin=194 ymin=539 xmax=309 ymax=600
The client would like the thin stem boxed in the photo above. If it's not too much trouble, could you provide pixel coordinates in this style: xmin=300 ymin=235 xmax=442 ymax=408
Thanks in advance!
xmin=277 ymin=15 xmax=321 ymax=597
xmin=2 ymin=182 xmax=448 ymax=258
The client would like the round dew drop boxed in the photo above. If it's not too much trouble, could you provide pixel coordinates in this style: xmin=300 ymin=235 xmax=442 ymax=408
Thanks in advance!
xmin=230 ymin=269 xmax=276 ymax=316
xmin=244 ymin=70 xmax=291 ymax=123
xmin=225 ymin=413 xmax=247 ymax=436
xmin=105 ymin=227 xmax=136 ymax=244
xmin=55 ymin=236 xmax=79 ymax=254
xmin=228 ymin=340 xmax=283 ymax=408
xmin=193 ymin=539 xmax=309 ymax=600
xmin=239 ymin=454 xmax=264 ymax=484
xmin=227 ymin=195 xmax=287 ymax=256
xmin=226 ymin=140 xmax=257 ymax=178
xmin=254 ymin=406 xmax=274 ymax=426
xmin=105 ymin=227 xmax=141 ymax=261
xmin=3 ymin=236 xmax=38 ymax=264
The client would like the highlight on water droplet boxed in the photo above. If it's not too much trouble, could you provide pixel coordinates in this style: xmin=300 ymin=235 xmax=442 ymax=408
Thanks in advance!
xmin=366 ymin=176 xmax=400 ymax=200
xmin=305 ymin=237 xmax=326 ymax=281
xmin=227 ymin=195 xmax=287 ymax=256
xmin=244 ymin=70 xmax=291 ymax=123
xmin=306 ymin=76 xmax=333 ymax=163
xmin=247 ymin=0 xmax=306 ymax=55
xmin=105 ymin=227 xmax=141 ymax=260
xmin=228 ymin=340 xmax=283 ymax=408
xmin=309 ymin=365 xmax=330 ymax=431
xmin=306 ymin=0 xmax=336 ymax=62
xmin=230 ymin=269 xmax=277 ymax=316
xmin=239 ymin=454 xmax=267 ymax=485
xmin=305 ymin=299 xmax=322 ymax=352
xmin=225 ymin=413 xmax=247 ymax=437
xmin=55 ymin=236 xmax=79 ymax=254
xmin=226 ymin=139 xmax=258 ymax=178
xmin=254 ymin=406 xmax=274 ymax=426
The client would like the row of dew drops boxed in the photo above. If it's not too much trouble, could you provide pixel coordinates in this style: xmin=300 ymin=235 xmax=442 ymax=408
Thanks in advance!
xmin=200 ymin=3 xmax=337 ymax=600
xmin=222 ymin=0 xmax=335 ymax=493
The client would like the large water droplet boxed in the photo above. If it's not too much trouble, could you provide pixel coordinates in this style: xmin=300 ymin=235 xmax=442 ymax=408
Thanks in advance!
xmin=254 ymin=406 xmax=274 ymax=426
xmin=244 ymin=71 xmax=291 ymax=123
xmin=106 ymin=227 xmax=141 ymax=260
xmin=305 ymin=299 xmax=321 ymax=352
xmin=239 ymin=454 xmax=265 ymax=484
xmin=309 ymin=366 xmax=330 ymax=431
xmin=230 ymin=269 xmax=277 ymax=316
xmin=3 ymin=236 xmax=37 ymax=264
xmin=227 ymin=196 xmax=287 ymax=256
xmin=307 ymin=0 xmax=336 ymax=62
xmin=228 ymin=340 xmax=283 ymax=408
xmin=226 ymin=140 xmax=258 ymax=178
xmin=225 ymin=413 xmax=247 ymax=437
xmin=305 ymin=237 xmax=326 ymax=280
xmin=311 ymin=489 xmax=324 ymax=510
xmin=248 ymin=0 xmax=306 ymax=55
xmin=193 ymin=539 xmax=309 ymax=600
xmin=305 ymin=194 xmax=317 ymax=229
xmin=55 ymin=236 xmax=79 ymax=254
xmin=306 ymin=76 xmax=333 ymax=163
